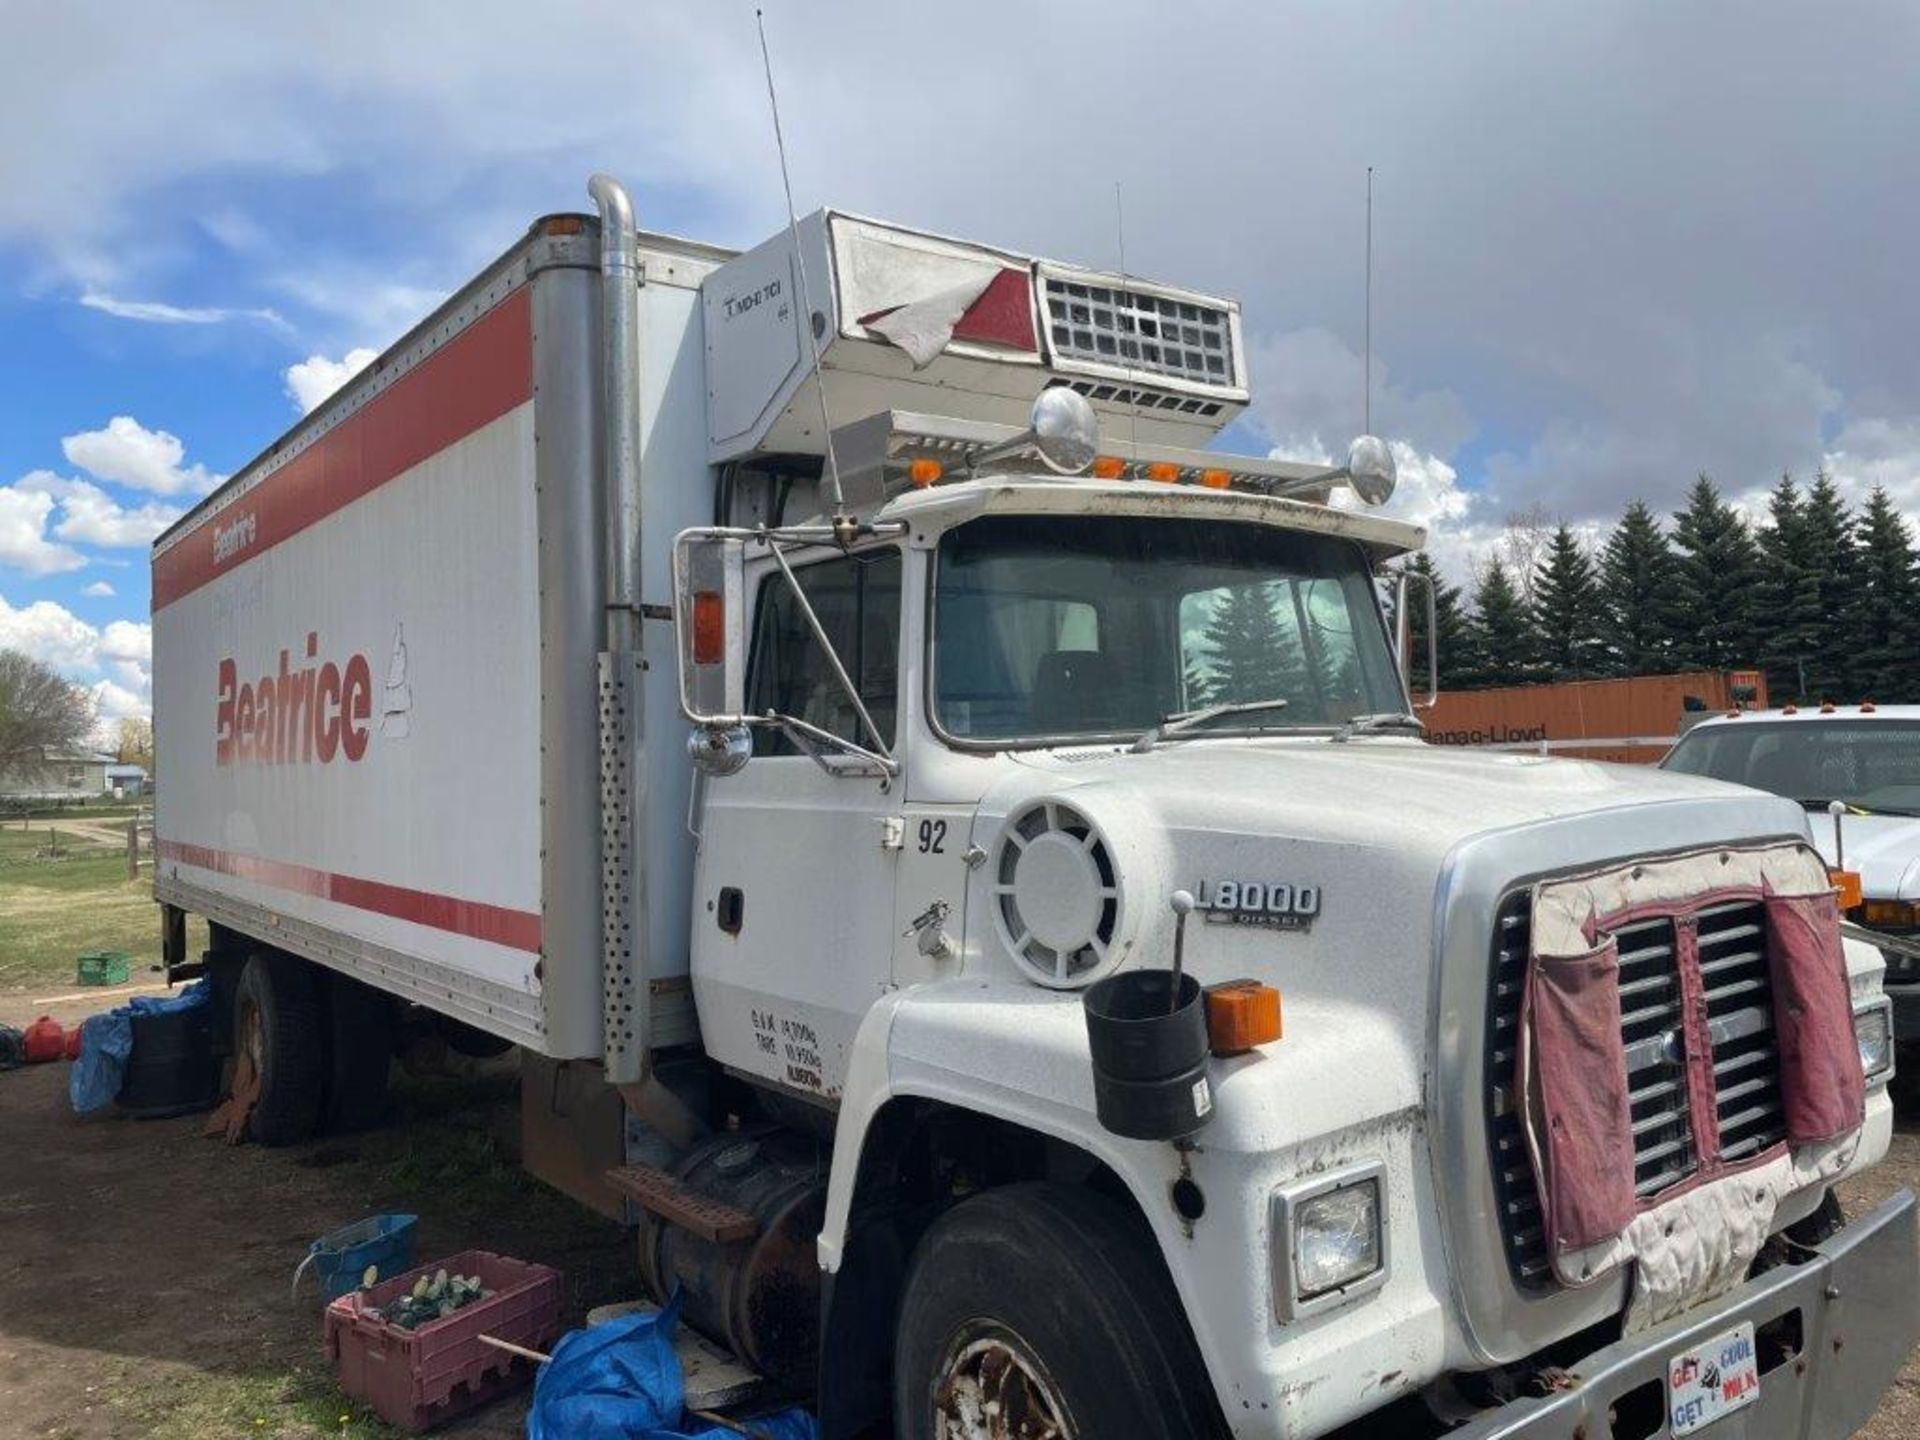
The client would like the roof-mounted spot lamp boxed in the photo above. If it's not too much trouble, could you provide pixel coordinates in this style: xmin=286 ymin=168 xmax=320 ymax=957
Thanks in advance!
xmin=969 ymin=386 xmax=1100 ymax=477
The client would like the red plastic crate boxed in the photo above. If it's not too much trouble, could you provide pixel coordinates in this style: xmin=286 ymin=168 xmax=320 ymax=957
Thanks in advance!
xmin=323 ymin=1249 xmax=561 ymax=1432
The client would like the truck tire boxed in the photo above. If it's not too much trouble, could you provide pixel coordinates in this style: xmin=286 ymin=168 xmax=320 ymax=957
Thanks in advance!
xmin=234 ymin=952 xmax=324 ymax=1146
xmin=892 ymin=1183 xmax=1223 ymax=1440
xmin=321 ymin=972 xmax=395 ymax=1134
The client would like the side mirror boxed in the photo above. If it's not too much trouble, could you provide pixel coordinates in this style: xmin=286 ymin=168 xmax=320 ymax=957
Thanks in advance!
xmin=1393 ymin=569 xmax=1439 ymax=709
xmin=1346 ymin=435 xmax=1396 ymax=505
xmin=672 ymin=529 xmax=748 ymax=725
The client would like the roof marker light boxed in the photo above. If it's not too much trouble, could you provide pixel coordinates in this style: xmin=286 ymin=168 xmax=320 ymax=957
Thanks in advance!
xmin=1146 ymin=462 xmax=1181 ymax=484
xmin=908 ymin=457 xmax=943 ymax=488
xmin=1200 ymin=468 xmax=1232 ymax=490
xmin=1092 ymin=455 xmax=1126 ymax=480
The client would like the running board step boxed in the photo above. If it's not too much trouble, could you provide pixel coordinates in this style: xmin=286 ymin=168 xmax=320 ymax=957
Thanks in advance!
xmin=606 ymin=1164 xmax=761 ymax=1243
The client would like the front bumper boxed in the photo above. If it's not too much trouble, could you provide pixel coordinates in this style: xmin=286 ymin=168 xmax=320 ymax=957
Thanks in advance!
xmin=1449 ymin=1189 xmax=1919 ymax=1440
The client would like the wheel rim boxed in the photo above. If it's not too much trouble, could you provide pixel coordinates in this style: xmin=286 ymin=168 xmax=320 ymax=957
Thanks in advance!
xmin=932 ymin=1328 xmax=1073 ymax=1440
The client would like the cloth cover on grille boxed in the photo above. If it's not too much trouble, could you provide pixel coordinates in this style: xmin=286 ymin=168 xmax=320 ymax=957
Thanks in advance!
xmin=1763 ymin=891 xmax=1866 ymax=1143
xmin=1517 ymin=938 xmax=1638 ymax=1251
xmin=1519 ymin=841 xmax=1866 ymax=1327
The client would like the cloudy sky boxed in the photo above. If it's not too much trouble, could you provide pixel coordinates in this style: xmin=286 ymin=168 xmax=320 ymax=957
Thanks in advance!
xmin=2 ymin=2 xmax=1917 ymax=726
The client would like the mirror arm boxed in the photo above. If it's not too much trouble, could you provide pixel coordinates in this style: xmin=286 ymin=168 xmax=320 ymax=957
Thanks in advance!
xmin=762 ymin=712 xmax=898 ymax=776
xmin=763 ymin=536 xmax=895 ymax=764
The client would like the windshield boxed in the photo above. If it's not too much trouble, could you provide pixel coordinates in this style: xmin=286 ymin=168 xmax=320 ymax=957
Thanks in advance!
xmin=931 ymin=515 xmax=1405 ymax=745
xmin=1662 ymin=719 xmax=1920 ymax=816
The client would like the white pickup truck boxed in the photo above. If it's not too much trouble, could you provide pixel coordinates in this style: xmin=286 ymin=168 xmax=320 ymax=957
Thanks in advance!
xmin=149 ymin=176 xmax=1916 ymax=1438
xmin=1665 ymin=704 xmax=1920 ymax=1064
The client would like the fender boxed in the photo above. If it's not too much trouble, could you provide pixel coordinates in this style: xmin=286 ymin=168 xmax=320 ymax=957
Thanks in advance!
xmin=817 ymin=976 xmax=1434 ymax=1438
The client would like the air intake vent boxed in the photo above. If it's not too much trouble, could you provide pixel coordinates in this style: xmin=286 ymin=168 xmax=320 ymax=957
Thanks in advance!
xmin=1038 ymin=268 xmax=1245 ymax=399
xmin=993 ymin=801 xmax=1122 ymax=988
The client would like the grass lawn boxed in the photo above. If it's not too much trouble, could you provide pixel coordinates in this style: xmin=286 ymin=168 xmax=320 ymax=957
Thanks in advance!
xmin=0 ymin=824 xmax=206 ymax=994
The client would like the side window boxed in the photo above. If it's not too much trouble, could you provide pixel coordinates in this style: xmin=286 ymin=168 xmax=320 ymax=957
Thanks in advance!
xmin=746 ymin=548 xmax=901 ymax=757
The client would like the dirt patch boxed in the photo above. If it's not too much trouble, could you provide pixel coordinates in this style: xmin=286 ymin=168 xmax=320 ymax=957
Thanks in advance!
xmin=0 ymin=1053 xmax=631 ymax=1439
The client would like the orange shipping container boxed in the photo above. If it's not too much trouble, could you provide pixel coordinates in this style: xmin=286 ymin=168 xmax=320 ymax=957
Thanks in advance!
xmin=1421 ymin=671 xmax=1768 ymax=765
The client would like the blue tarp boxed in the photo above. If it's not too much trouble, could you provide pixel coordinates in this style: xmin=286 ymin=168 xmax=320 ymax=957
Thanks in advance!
xmin=68 ymin=979 xmax=209 ymax=1115
xmin=526 ymin=1291 xmax=816 ymax=1440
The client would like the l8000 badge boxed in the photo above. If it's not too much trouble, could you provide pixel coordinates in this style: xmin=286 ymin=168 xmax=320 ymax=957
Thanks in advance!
xmin=1194 ymin=880 xmax=1320 ymax=931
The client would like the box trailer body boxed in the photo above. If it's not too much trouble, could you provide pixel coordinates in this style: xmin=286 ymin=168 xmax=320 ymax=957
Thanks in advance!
xmin=152 ymin=225 xmax=726 ymax=1057
xmin=149 ymin=181 xmax=1916 ymax=1440
xmin=1422 ymin=669 xmax=1770 ymax=764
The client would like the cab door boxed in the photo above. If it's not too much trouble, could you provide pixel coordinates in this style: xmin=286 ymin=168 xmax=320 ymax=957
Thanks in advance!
xmin=689 ymin=544 xmax=904 ymax=1103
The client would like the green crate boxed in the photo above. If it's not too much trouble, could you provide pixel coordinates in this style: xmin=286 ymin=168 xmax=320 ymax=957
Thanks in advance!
xmin=77 ymin=951 xmax=131 ymax=986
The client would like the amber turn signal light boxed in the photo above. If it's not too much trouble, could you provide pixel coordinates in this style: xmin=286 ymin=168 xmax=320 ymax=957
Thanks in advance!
xmin=1091 ymin=455 xmax=1126 ymax=479
xmin=908 ymin=457 xmax=943 ymax=488
xmin=1205 ymin=979 xmax=1282 ymax=1055
xmin=1863 ymin=898 xmax=1919 ymax=928
xmin=1829 ymin=868 xmax=1864 ymax=911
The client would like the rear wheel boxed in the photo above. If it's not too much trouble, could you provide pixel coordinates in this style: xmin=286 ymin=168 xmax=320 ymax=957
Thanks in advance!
xmin=321 ymin=972 xmax=395 ymax=1134
xmin=892 ymin=1183 xmax=1222 ymax=1440
xmin=234 ymin=952 xmax=324 ymax=1146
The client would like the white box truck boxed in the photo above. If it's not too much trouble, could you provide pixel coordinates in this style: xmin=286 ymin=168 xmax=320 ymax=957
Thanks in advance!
xmin=151 ymin=175 xmax=1917 ymax=1438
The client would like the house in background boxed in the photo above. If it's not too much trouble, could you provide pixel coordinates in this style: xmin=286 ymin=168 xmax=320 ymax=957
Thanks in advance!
xmin=104 ymin=764 xmax=148 ymax=799
xmin=0 ymin=748 xmax=122 ymax=801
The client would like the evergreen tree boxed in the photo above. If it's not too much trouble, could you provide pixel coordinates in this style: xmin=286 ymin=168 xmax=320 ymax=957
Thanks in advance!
xmin=1669 ymin=474 xmax=1761 ymax=671
xmin=1464 ymin=559 xmax=1537 ymax=687
xmin=1752 ymin=474 xmax=1818 ymax=701
xmin=1392 ymin=552 xmax=1477 ymax=692
xmin=1848 ymin=487 xmax=1920 ymax=702
xmin=1596 ymin=501 xmax=1682 ymax=675
xmin=1529 ymin=524 xmax=1606 ymax=680
xmin=1191 ymin=582 xmax=1306 ymax=707
xmin=1797 ymin=472 xmax=1859 ymax=700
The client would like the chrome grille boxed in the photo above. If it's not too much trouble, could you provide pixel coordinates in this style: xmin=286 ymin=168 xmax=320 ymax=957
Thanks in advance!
xmin=1039 ymin=273 xmax=1238 ymax=389
xmin=1486 ymin=892 xmax=1786 ymax=1289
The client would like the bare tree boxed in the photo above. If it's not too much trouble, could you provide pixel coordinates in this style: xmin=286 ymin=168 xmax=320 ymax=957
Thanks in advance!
xmin=1497 ymin=502 xmax=1557 ymax=606
xmin=116 ymin=715 xmax=154 ymax=767
xmin=0 ymin=650 xmax=95 ymax=785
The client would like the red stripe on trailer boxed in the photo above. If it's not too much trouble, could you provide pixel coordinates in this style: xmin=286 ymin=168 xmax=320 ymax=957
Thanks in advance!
xmin=157 ymin=839 xmax=543 ymax=954
xmin=152 ymin=287 xmax=534 ymax=612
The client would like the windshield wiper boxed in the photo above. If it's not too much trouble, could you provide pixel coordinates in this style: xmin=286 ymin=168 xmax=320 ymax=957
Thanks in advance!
xmin=1332 ymin=712 xmax=1426 ymax=743
xmin=1131 ymin=698 xmax=1291 ymax=753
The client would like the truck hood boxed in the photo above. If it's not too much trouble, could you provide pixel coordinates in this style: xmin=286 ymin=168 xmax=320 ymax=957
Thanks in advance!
xmin=1005 ymin=736 xmax=1780 ymax=855
xmin=1803 ymin=811 xmax=1920 ymax=898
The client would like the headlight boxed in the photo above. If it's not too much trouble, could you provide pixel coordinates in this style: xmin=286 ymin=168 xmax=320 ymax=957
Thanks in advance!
xmin=1855 ymin=1001 xmax=1895 ymax=1084
xmin=1275 ymin=1165 xmax=1387 ymax=1316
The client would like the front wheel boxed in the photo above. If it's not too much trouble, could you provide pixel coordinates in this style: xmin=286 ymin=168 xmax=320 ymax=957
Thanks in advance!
xmin=892 ymin=1183 xmax=1223 ymax=1440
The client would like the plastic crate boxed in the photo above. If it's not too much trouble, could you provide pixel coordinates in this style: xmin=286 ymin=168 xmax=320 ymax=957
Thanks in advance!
xmin=76 ymin=951 xmax=130 ymax=986
xmin=297 ymin=1213 xmax=419 ymax=1301
xmin=323 ymin=1249 xmax=561 ymax=1432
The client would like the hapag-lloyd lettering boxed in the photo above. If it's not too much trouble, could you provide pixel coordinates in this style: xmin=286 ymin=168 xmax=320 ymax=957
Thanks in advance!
xmin=217 ymin=632 xmax=372 ymax=766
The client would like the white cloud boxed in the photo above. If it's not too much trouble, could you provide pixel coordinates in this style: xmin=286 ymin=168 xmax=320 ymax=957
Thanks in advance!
xmin=0 ymin=594 xmax=105 ymax=672
xmin=98 ymin=619 xmax=151 ymax=665
xmin=61 ymin=415 xmax=220 ymax=497
xmin=41 ymin=476 xmax=183 ymax=547
xmin=79 ymin=289 xmax=288 ymax=330
xmin=0 ymin=485 xmax=85 ymax=576
xmin=0 ymin=596 xmax=154 ymax=726
xmin=285 ymin=347 xmax=378 ymax=414
xmin=89 ymin=677 xmax=148 ymax=726
xmin=82 ymin=580 xmax=115 ymax=597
